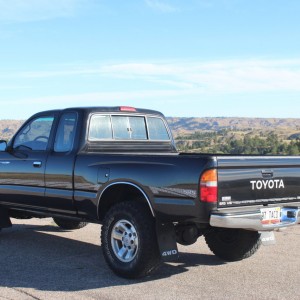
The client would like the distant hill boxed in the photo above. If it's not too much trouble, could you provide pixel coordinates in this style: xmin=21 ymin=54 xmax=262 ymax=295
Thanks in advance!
xmin=165 ymin=117 xmax=300 ymax=154
xmin=1 ymin=117 xmax=300 ymax=142
xmin=0 ymin=120 xmax=24 ymax=141
xmin=166 ymin=117 xmax=300 ymax=139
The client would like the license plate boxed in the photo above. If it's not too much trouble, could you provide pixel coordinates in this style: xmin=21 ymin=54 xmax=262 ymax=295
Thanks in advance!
xmin=260 ymin=207 xmax=281 ymax=225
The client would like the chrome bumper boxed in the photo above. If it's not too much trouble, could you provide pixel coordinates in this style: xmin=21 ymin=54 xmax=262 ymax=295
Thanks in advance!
xmin=210 ymin=206 xmax=300 ymax=231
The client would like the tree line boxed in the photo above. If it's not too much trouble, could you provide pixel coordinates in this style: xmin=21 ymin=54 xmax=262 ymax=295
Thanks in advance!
xmin=175 ymin=131 xmax=300 ymax=155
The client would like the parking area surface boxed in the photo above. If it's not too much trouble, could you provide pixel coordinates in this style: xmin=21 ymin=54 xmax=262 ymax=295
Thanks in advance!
xmin=0 ymin=218 xmax=300 ymax=300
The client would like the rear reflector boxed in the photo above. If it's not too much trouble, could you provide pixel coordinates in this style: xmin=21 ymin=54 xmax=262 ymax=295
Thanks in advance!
xmin=120 ymin=106 xmax=137 ymax=112
xmin=200 ymin=169 xmax=218 ymax=203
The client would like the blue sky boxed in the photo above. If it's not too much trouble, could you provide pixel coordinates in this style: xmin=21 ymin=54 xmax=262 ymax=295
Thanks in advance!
xmin=0 ymin=0 xmax=300 ymax=120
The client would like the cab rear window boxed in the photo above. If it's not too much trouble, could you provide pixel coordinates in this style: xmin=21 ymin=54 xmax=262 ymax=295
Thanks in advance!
xmin=89 ymin=114 xmax=170 ymax=141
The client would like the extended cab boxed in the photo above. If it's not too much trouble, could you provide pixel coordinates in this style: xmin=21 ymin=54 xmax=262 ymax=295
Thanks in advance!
xmin=0 ymin=106 xmax=300 ymax=278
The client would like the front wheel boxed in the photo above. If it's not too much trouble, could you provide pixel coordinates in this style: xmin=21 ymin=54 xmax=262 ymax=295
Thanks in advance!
xmin=101 ymin=201 xmax=160 ymax=279
xmin=204 ymin=228 xmax=261 ymax=261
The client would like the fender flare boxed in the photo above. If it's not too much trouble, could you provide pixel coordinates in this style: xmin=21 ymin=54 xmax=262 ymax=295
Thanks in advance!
xmin=97 ymin=181 xmax=155 ymax=219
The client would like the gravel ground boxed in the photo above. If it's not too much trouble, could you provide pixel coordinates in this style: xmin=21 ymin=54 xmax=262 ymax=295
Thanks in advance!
xmin=0 ymin=218 xmax=300 ymax=300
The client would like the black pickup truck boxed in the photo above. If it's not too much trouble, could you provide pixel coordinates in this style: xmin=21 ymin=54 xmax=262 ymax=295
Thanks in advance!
xmin=0 ymin=106 xmax=300 ymax=279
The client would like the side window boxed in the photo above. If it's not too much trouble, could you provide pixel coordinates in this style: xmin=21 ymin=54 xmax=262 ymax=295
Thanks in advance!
xmin=89 ymin=115 xmax=112 ymax=140
xmin=13 ymin=116 xmax=54 ymax=151
xmin=54 ymin=112 xmax=78 ymax=152
xmin=147 ymin=117 xmax=170 ymax=140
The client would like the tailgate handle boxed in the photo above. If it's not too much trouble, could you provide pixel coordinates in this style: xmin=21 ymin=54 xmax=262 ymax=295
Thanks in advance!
xmin=261 ymin=170 xmax=273 ymax=178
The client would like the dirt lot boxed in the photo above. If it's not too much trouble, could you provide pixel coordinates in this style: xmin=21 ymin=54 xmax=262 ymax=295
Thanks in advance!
xmin=0 ymin=218 xmax=300 ymax=300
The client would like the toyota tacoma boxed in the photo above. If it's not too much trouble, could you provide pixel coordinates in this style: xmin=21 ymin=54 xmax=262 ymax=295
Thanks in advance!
xmin=0 ymin=106 xmax=299 ymax=279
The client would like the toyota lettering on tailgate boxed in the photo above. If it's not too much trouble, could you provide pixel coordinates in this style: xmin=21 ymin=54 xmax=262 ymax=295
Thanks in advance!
xmin=250 ymin=179 xmax=285 ymax=191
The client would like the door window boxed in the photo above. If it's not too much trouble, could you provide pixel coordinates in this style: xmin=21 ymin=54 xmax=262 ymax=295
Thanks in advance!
xmin=13 ymin=116 xmax=54 ymax=151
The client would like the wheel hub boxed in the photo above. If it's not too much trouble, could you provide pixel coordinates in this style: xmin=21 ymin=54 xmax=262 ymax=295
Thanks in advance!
xmin=111 ymin=220 xmax=139 ymax=263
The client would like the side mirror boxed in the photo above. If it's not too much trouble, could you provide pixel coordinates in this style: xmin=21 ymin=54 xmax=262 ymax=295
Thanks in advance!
xmin=0 ymin=140 xmax=7 ymax=151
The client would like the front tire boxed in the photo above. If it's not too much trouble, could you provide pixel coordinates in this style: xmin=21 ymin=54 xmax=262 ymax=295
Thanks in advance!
xmin=53 ymin=218 xmax=88 ymax=230
xmin=204 ymin=228 xmax=261 ymax=261
xmin=101 ymin=201 xmax=160 ymax=279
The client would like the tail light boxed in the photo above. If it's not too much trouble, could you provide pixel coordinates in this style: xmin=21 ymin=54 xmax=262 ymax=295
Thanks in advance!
xmin=200 ymin=169 xmax=218 ymax=203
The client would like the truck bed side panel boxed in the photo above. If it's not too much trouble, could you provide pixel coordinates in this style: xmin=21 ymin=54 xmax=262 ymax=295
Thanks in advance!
xmin=73 ymin=153 xmax=216 ymax=222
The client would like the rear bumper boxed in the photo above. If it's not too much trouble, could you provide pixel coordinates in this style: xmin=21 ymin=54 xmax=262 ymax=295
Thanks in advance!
xmin=210 ymin=206 xmax=300 ymax=231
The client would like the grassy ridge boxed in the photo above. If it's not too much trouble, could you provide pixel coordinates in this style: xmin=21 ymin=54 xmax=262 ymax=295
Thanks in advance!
xmin=167 ymin=117 xmax=300 ymax=155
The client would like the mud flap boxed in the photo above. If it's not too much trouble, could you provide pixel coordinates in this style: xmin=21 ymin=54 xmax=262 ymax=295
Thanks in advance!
xmin=156 ymin=221 xmax=179 ymax=262
xmin=260 ymin=231 xmax=276 ymax=246
xmin=0 ymin=207 xmax=12 ymax=228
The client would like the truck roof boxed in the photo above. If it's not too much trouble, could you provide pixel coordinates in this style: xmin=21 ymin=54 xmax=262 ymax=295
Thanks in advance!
xmin=34 ymin=106 xmax=165 ymax=117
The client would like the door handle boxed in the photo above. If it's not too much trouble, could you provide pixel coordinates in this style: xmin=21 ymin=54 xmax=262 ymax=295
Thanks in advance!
xmin=33 ymin=161 xmax=42 ymax=168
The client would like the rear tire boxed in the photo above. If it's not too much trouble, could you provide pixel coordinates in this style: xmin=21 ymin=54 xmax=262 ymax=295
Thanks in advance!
xmin=204 ymin=228 xmax=261 ymax=261
xmin=101 ymin=201 xmax=160 ymax=279
xmin=53 ymin=218 xmax=88 ymax=230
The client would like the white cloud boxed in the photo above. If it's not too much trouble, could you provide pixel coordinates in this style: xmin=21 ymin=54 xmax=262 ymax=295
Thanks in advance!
xmin=11 ymin=90 xmax=188 ymax=112
xmin=144 ymin=0 xmax=179 ymax=13
xmin=98 ymin=59 xmax=300 ymax=93
xmin=0 ymin=0 xmax=87 ymax=22
xmin=2 ymin=58 xmax=300 ymax=96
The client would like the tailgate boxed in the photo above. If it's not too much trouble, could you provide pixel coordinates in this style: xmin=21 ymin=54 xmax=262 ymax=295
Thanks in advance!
xmin=217 ymin=156 xmax=300 ymax=208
